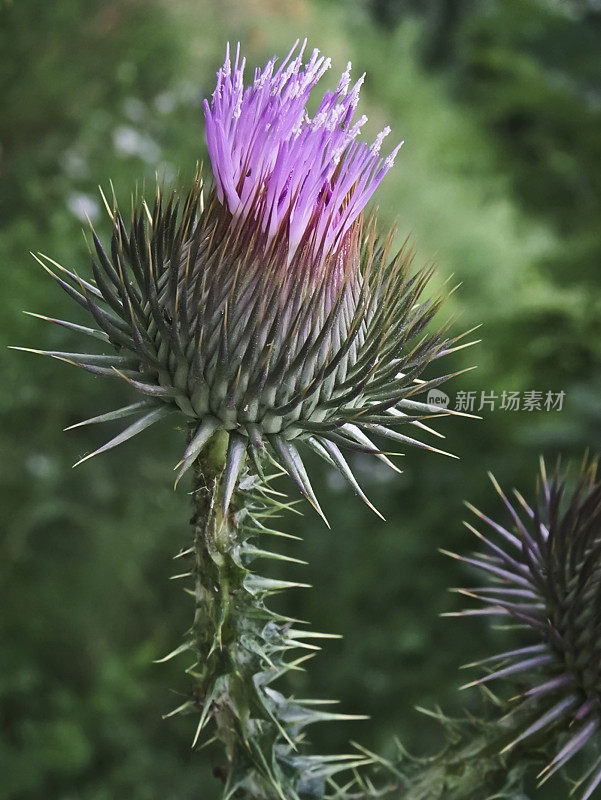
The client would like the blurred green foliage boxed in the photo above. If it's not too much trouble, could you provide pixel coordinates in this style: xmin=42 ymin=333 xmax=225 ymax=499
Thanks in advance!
xmin=1 ymin=1 xmax=600 ymax=798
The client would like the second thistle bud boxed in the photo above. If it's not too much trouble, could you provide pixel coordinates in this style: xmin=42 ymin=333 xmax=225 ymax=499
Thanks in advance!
xmin=451 ymin=458 xmax=601 ymax=799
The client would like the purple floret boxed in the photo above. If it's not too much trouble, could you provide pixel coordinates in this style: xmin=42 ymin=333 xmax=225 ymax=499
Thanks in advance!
xmin=203 ymin=40 xmax=402 ymax=264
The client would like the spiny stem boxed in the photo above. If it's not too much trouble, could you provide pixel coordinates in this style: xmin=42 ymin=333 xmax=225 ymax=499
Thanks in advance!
xmin=399 ymin=728 xmax=531 ymax=800
xmin=189 ymin=429 xmax=239 ymax=770
xmin=163 ymin=429 xmax=362 ymax=800
xmin=355 ymin=711 xmax=548 ymax=800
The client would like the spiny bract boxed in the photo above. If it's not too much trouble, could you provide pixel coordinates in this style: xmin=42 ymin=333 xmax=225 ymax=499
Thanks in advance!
xmin=20 ymin=41 xmax=469 ymax=518
xmin=449 ymin=458 xmax=601 ymax=799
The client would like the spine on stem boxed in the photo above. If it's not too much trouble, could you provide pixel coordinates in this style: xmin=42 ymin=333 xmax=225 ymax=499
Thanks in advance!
xmin=161 ymin=430 xmax=366 ymax=800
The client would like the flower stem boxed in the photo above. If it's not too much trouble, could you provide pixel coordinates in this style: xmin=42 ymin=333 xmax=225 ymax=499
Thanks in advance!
xmin=189 ymin=429 xmax=240 ymax=769
xmin=356 ymin=712 xmax=546 ymax=800
xmin=163 ymin=430 xmax=359 ymax=800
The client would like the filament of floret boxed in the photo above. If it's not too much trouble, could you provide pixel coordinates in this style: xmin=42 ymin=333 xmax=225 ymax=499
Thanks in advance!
xmin=203 ymin=40 xmax=402 ymax=265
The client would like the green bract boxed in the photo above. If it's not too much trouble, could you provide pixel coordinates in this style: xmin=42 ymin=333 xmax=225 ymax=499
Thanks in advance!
xmin=22 ymin=171 xmax=466 ymax=518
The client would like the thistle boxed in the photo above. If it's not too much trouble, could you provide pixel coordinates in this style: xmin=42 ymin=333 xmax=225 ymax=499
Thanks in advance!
xmin=449 ymin=458 xmax=601 ymax=799
xmin=18 ymin=40 xmax=467 ymax=518
xmin=18 ymin=40 xmax=468 ymax=799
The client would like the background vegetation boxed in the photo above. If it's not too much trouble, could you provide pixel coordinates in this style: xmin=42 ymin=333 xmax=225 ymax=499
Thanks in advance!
xmin=1 ymin=1 xmax=600 ymax=797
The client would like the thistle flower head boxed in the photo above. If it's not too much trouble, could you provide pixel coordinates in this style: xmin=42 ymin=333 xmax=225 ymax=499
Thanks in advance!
xmin=20 ymin=42 xmax=468 ymax=518
xmin=204 ymin=40 xmax=401 ymax=268
xmin=452 ymin=458 xmax=601 ymax=798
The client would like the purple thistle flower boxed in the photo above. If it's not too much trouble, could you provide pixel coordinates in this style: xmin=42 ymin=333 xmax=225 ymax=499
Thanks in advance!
xmin=203 ymin=40 xmax=402 ymax=270
xmin=448 ymin=458 xmax=601 ymax=799
xmin=18 ymin=42 xmax=469 ymax=520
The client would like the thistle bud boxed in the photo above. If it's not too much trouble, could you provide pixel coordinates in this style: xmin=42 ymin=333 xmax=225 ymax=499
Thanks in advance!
xmin=451 ymin=458 xmax=601 ymax=799
xmin=21 ymin=41 xmax=466 ymax=515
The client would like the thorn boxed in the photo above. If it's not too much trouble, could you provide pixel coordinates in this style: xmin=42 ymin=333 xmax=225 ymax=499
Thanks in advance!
xmin=439 ymin=547 xmax=461 ymax=561
xmin=98 ymin=185 xmax=115 ymax=219
xmin=174 ymin=547 xmax=194 ymax=559
xmin=153 ymin=642 xmax=191 ymax=663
